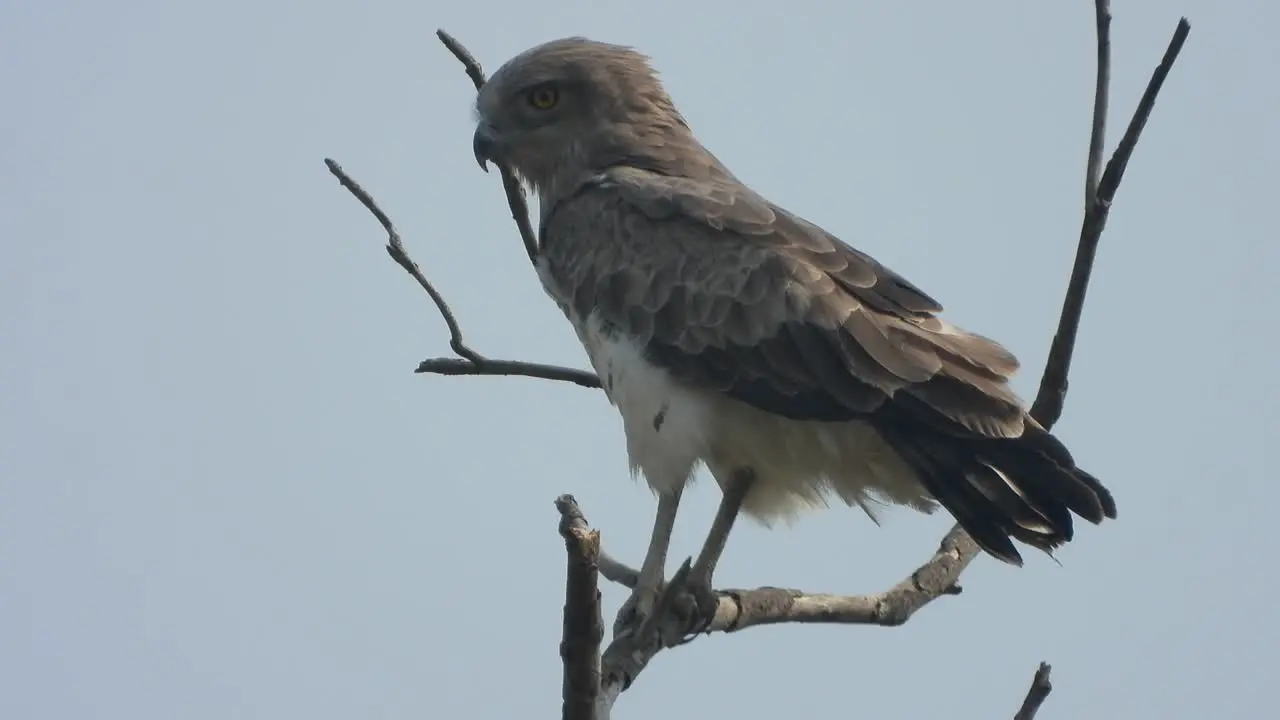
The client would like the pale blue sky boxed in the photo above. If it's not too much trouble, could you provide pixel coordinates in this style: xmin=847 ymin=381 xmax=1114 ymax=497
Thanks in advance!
xmin=2 ymin=1 xmax=1275 ymax=718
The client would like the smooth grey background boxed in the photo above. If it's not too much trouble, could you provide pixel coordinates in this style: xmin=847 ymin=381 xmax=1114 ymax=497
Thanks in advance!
xmin=2 ymin=1 xmax=1274 ymax=718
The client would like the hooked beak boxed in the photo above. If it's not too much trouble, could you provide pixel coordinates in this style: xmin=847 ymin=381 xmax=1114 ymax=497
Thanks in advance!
xmin=472 ymin=123 xmax=500 ymax=173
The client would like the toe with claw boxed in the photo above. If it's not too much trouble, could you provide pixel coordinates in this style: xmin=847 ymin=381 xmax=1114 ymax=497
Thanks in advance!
xmin=680 ymin=571 xmax=721 ymax=638
xmin=674 ymin=572 xmax=720 ymax=643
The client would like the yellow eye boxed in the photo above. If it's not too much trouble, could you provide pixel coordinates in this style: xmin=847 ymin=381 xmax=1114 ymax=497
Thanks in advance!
xmin=527 ymin=85 xmax=559 ymax=110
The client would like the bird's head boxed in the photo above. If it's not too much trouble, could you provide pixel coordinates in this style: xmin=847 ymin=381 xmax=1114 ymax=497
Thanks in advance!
xmin=471 ymin=37 xmax=709 ymax=200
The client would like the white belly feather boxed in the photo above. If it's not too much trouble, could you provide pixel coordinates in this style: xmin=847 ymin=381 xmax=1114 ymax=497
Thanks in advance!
xmin=575 ymin=311 xmax=711 ymax=495
xmin=536 ymin=259 xmax=937 ymax=524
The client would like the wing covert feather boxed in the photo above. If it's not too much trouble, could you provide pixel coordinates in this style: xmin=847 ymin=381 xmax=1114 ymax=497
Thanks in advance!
xmin=538 ymin=167 xmax=1024 ymax=440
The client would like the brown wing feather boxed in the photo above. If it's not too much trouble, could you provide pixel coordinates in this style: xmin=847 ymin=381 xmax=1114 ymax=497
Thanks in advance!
xmin=539 ymin=167 xmax=1116 ymax=564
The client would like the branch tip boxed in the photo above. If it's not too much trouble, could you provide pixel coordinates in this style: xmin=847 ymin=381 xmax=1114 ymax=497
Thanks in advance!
xmin=558 ymin=499 xmax=603 ymax=720
xmin=1014 ymin=662 xmax=1054 ymax=720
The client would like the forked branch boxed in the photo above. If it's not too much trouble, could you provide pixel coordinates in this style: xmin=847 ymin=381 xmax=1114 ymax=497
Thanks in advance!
xmin=324 ymin=4 xmax=1188 ymax=718
xmin=1032 ymin=8 xmax=1191 ymax=426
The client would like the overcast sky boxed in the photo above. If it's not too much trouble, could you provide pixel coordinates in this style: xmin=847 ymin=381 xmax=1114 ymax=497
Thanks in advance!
xmin=2 ymin=1 xmax=1275 ymax=718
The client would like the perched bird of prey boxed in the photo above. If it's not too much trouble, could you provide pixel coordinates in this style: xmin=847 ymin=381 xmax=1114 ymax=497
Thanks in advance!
xmin=471 ymin=37 xmax=1117 ymax=630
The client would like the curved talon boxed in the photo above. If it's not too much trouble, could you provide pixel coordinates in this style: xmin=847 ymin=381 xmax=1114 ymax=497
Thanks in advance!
xmin=674 ymin=580 xmax=719 ymax=644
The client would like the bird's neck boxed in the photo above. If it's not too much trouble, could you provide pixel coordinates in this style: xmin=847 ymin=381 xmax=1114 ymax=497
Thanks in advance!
xmin=595 ymin=124 xmax=733 ymax=181
xmin=534 ymin=125 xmax=736 ymax=214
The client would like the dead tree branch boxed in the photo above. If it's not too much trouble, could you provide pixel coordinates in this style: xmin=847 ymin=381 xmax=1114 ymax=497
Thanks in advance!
xmin=325 ymin=4 xmax=1188 ymax=717
xmin=1032 ymin=8 xmax=1192 ymax=426
xmin=1014 ymin=662 xmax=1055 ymax=720
xmin=557 ymin=495 xmax=604 ymax=720
xmin=436 ymin=30 xmax=539 ymax=265
xmin=556 ymin=498 xmax=979 ymax=707
xmin=578 ymin=513 xmax=972 ymax=628
xmin=320 ymin=159 xmax=598 ymax=389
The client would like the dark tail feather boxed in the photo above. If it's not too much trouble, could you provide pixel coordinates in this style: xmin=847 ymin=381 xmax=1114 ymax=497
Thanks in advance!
xmin=880 ymin=420 xmax=1117 ymax=566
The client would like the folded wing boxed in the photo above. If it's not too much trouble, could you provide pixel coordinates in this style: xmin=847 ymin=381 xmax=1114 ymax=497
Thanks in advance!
xmin=539 ymin=167 xmax=1117 ymax=564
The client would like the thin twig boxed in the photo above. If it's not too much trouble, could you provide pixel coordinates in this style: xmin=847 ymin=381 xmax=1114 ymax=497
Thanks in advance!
xmin=1014 ymin=663 xmax=1054 ymax=720
xmin=557 ymin=495 xmax=604 ymax=720
xmin=323 ymin=158 xmax=485 ymax=365
xmin=326 ymin=31 xmax=573 ymax=385
xmin=435 ymin=29 xmax=486 ymax=92
xmin=1097 ymin=18 xmax=1192 ymax=202
xmin=436 ymin=29 xmax=540 ymax=264
xmin=325 ymin=157 xmax=600 ymax=383
xmin=1085 ymin=1 xmax=1111 ymax=205
xmin=1031 ymin=14 xmax=1191 ymax=427
xmin=415 ymin=357 xmax=601 ymax=389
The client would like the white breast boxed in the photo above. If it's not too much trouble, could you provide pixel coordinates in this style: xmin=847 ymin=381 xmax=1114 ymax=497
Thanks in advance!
xmin=534 ymin=258 xmax=935 ymax=524
xmin=535 ymin=257 xmax=711 ymax=495
xmin=578 ymin=312 xmax=713 ymax=495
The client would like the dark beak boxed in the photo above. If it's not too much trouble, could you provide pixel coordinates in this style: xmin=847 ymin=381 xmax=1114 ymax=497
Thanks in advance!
xmin=472 ymin=124 xmax=498 ymax=173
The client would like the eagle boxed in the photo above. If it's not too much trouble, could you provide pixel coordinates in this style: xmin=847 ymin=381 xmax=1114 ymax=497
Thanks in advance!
xmin=469 ymin=37 xmax=1117 ymax=630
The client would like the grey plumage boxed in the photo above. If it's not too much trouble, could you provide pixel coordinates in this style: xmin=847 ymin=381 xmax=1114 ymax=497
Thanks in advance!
xmin=472 ymin=38 xmax=1115 ymax=584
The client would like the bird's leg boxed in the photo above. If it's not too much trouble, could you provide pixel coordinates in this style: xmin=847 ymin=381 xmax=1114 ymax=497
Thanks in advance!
xmin=690 ymin=468 xmax=754 ymax=586
xmin=682 ymin=468 xmax=755 ymax=633
xmin=614 ymin=487 xmax=682 ymax=637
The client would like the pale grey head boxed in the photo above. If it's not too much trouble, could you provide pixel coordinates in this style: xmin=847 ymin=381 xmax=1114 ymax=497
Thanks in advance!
xmin=471 ymin=37 xmax=729 ymax=200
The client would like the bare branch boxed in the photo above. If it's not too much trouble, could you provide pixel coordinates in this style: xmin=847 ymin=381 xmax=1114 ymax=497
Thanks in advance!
xmin=557 ymin=495 xmax=604 ymax=720
xmin=436 ymin=29 xmax=540 ymax=265
xmin=572 ymin=523 xmax=974 ymax=625
xmin=434 ymin=29 xmax=486 ymax=92
xmin=324 ymin=34 xmax=601 ymax=386
xmin=553 ymin=500 xmax=977 ymax=703
xmin=324 ymin=157 xmax=601 ymax=386
xmin=1031 ymin=13 xmax=1191 ymax=426
xmin=597 ymin=549 xmax=640 ymax=589
xmin=1084 ymin=0 xmax=1111 ymax=205
xmin=415 ymin=357 xmax=601 ymax=389
xmin=323 ymin=158 xmax=484 ymax=365
xmin=1098 ymin=18 xmax=1192 ymax=203
xmin=1014 ymin=663 xmax=1054 ymax=720
xmin=708 ymin=524 xmax=974 ymax=631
